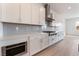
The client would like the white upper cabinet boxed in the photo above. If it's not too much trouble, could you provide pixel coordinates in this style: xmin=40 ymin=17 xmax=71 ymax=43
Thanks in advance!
xmin=39 ymin=5 xmax=45 ymax=25
xmin=0 ymin=4 xmax=2 ymax=19
xmin=2 ymin=3 xmax=20 ymax=23
xmin=21 ymin=3 xmax=45 ymax=25
xmin=0 ymin=3 xmax=45 ymax=25
xmin=20 ymin=3 xmax=32 ymax=24
xmin=31 ymin=4 xmax=40 ymax=25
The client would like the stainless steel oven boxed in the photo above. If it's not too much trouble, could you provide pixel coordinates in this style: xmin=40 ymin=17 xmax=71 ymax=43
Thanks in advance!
xmin=2 ymin=42 xmax=27 ymax=56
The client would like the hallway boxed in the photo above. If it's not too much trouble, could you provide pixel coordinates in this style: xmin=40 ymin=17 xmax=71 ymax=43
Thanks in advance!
xmin=35 ymin=35 xmax=79 ymax=56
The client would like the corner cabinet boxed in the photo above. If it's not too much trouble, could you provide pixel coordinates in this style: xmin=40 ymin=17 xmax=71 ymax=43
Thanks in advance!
xmin=20 ymin=3 xmax=32 ymax=24
xmin=1 ymin=3 xmax=20 ymax=23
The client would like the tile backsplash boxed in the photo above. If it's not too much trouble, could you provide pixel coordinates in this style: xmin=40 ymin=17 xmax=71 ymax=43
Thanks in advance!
xmin=3 ymin=23 xmax=42 ymax=35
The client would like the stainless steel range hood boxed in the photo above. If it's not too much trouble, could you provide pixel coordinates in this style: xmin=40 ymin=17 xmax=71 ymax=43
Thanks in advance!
xmin=44 ymin=4 xmax=55 ymax=22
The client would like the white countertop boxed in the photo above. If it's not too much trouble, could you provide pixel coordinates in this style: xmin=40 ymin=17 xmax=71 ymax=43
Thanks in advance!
xmin=0 ymin=34 xmax=28 ymax=47
xmin=0 ymin=32 xmax=48 ymax=47
xmin=0 ymin=38 xmax=27 ymax=47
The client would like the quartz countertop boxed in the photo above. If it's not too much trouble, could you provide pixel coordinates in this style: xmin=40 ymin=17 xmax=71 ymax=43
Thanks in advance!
xmin=0 ymin=32 xmax=48 ymax=47
xmin=0 ymin=34 xmax=29 ymax=47
xmin=0 ymin=38 xmax=27 ymax=47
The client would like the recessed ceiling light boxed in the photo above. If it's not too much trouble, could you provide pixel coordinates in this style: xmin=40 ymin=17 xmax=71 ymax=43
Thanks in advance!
xmin=67 ymin=6 xmax=71 ymax=10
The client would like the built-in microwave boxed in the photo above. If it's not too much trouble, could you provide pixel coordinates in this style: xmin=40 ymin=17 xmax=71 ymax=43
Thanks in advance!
xmin=2 ymin=42 xmax=27 ymax=56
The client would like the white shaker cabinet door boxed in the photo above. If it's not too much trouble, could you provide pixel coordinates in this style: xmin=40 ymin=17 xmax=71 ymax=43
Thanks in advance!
xmin=21 ymin=3 xmax=32 ymax=24
xmin=29 ymin=36 xmax=41 ymax=55
xmin=39 ymin=5 xmax=45 ymax=25
xmin=41 ymin=35 xmax=49 ymax=49
xmin=2 ymin=3 xmax=20 ymax=23
xmin=31 ymin=4 xmax=40 ymax=25
xmin=0 ymin=4 xmax=2 ymax=19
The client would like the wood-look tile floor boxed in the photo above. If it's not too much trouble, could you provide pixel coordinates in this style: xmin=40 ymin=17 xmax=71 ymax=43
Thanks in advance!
xmin=35 ymin=35 xmax=79 ymax=56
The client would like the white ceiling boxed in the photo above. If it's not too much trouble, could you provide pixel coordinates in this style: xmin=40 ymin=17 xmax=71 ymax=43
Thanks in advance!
xmin=50 ymin=3 xmax=79 ymax=14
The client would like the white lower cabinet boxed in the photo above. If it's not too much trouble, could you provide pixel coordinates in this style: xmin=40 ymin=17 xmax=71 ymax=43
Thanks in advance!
xmin=40 ymin=35 xmax=49 ymax=50
xmin=48 ymin=32 xmax=64 ymax=46
xmin=29 ymin=35 xmax=41 ymax=55
xmin=58 ymin=31 xmax=64 ymax=40
xmin=49 ymin=36 xmax=55 ymax=45
xmin=31 ymin=4 xmax=40 ymax=25
xmin=29 ymin=32 xmax=64 ymax=56
xmin=53 ymin=35 xmax=59 ymax=44
xmin=29 ymin=34 xmax=49 ymax=55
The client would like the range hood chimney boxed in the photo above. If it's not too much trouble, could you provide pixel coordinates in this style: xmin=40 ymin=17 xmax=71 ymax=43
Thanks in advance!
xmin=44 ymin=4 xmax=55 ymax=22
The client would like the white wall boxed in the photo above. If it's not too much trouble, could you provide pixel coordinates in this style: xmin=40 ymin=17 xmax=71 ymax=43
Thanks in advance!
xmin=53 ymin=10 xmax=65 ymax=36
xmin=66 ymin=17 xmax=79 ymax=35
xmin=61 ymin=13 xmax=79 ymax=36
xmin=53 ymin=9 xmax=79 ymax=36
